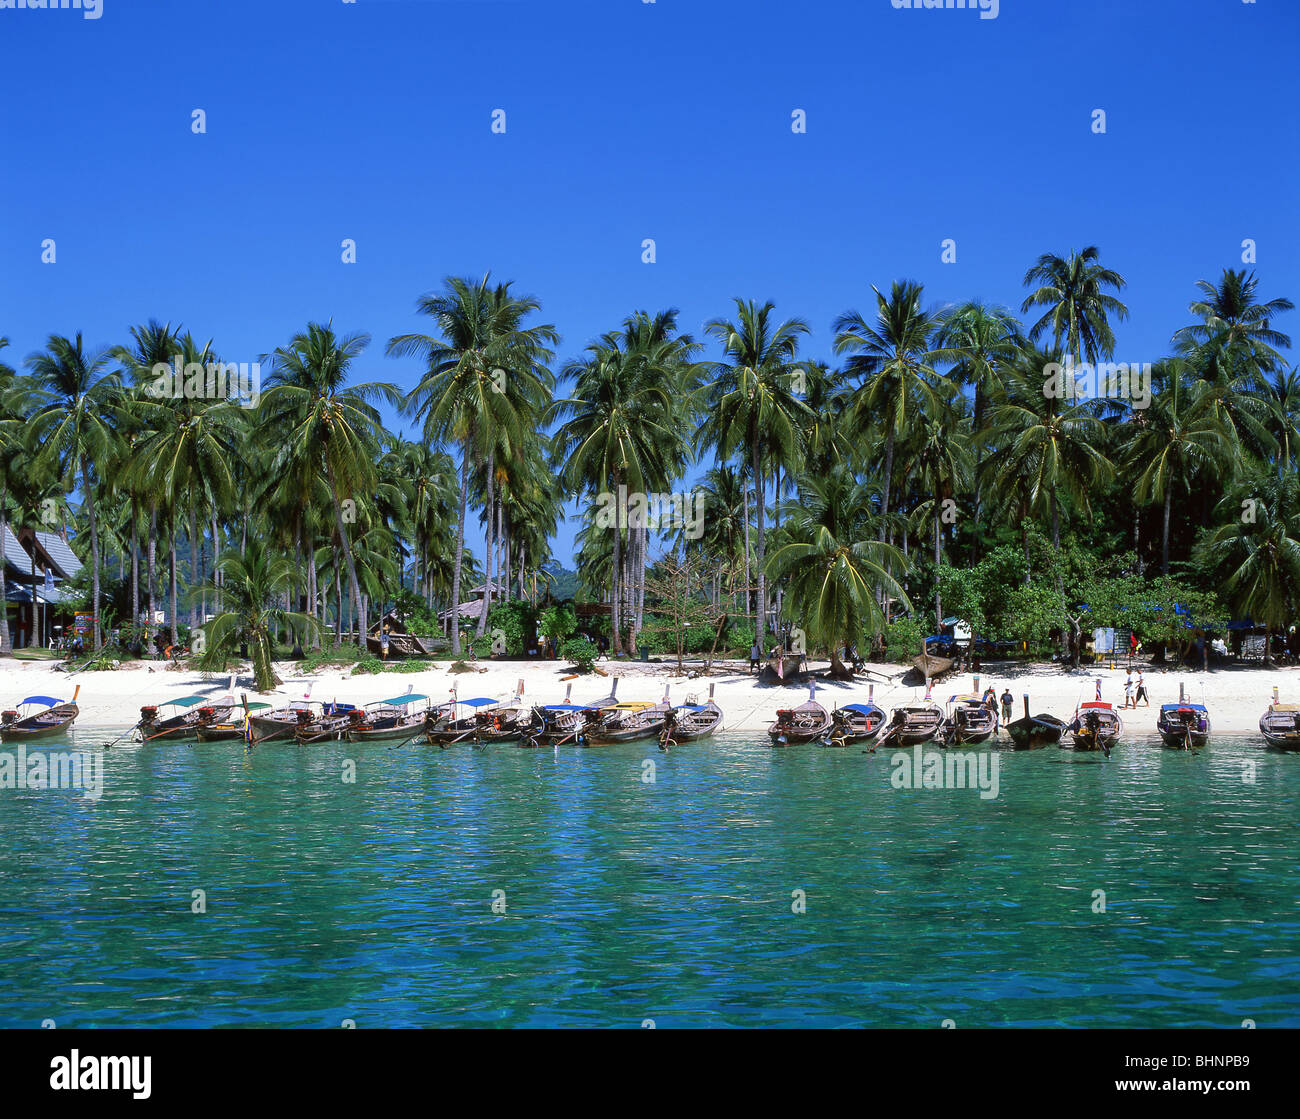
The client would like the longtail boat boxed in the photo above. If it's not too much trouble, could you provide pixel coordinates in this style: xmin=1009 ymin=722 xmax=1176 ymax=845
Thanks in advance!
xmin=768 ymin=683 xmax=831 ymax=745
xmin=1065 ymin=691 xmax=1122 ymax=755
xmin=1157 ymin=686 xmax=1209 ymax=749
xmin=822 ymin=685 xmax=885 ymax=747
xmin=343 ymin=694 xmax=430 ymax=743
xmin=1258 ymin=688 xmax=1300 ymax=751
xmin=937 ymin=693 xmax=997 ymax=746
xmin=426 ymin=681 xmax=527 ymax=746
xmin=195 ymin=700 xmax=271 ymax=741
xmin=1005 ymin=694 xmax=1066 ymax=750
xmin=137 ymin=693 xmax=238 ymax=742
xmin=879 ymin=703 xmax=945 ymax=747
xmin=295 ymin=701 xmax=363 ymax=744
xmin=659 ymin=685 xmax=723 ymax=748
xmin=248 ymin=699 xmax=321 ymax=744
xmin=0 ymin=686 xmax=80 ymax=742
xmin=586 ymin=696 xmax=671 ymax=745
xmin=764 ymin=648 xmax=805 ymax=683
xmin=519 ymin=683 xmax=616 ymax=748
xmin=365 ymin=615 xmax=433 ymax=659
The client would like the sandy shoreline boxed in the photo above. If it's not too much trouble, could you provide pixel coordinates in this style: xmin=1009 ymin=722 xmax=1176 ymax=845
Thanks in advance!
xmin=1 ymin=655 xmax=1296 ymax=736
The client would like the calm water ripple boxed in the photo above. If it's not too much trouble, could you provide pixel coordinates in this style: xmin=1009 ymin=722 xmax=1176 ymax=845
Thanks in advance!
xmin=0 ymin=729 xmax=1297 ymax=1027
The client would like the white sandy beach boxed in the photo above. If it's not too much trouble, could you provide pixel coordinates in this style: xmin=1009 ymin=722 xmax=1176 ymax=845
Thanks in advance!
xmin=1 ymin=655 xmax=1296 ymax=736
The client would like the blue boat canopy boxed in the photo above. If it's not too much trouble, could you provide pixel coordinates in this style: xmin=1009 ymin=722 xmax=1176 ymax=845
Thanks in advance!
xmin=456 ymin=697 xmax=499 ymax=708
xmin=842 ymin=703 xmax=882 ymax=715
xmin=19 ymin=695 xmax=62 ymax=707
xmin=1160 ymin=702 xmax=1208 ymax=713
xmin=543 ymin=703 xmax=585 ymax=711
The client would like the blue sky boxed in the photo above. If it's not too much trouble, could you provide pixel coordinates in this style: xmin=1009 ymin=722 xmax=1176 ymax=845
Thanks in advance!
xmin=4 ymin=0 xmax=1297 ymax=567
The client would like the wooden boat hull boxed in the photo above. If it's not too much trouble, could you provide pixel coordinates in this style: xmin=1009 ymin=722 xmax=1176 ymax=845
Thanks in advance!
xmin=195 ymin=724 xmax=247 ymax=742
xmin=1005 ymin=715 xmax=1065 ymax=749
xmin=344 ymin=718 xmax=425 ymax=743
xmin=767 ymin=702 xmax=831 ymax=745
xmin=1259 ymin=707 xmax=1300 ymax=750
xmin=660 ymin=706 xmax=723 ymax=744
xmin=823 ymin=705 xmax=885 ymax=746
xmin=0 ymin=704 xmax=79 ymax=741
xmin=913 ymin=654 xmax=955 ymax=679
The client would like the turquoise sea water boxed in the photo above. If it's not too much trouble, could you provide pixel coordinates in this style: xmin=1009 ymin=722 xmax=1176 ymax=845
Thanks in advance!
xmin=1 ymin=729 xmax=1297 ymax=1028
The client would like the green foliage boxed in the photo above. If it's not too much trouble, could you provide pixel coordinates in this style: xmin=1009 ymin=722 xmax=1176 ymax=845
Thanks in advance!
xmin=487 ymin=600 xmax=535 ymax=655
xmin=561 ymin=636 xmax=598 ymax=672
xmin=728 ymin=620 xmax=756 ymax=653
xmin=300 ymin=645 xmax=367 ymax=673
xmin=882 ymin=616 xmax=925 ymax=663
xmin=1079 ymin=573 xmax=1227 ymax=646
xmin=539 ymin=603 xmax=577 ymax=642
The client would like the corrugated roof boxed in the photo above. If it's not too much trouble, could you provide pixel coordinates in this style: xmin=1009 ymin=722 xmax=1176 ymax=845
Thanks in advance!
xmin=33 ymin=530 xmax=82 ymax=579
xmin=1 ymin=527 xmax=81 ymax=582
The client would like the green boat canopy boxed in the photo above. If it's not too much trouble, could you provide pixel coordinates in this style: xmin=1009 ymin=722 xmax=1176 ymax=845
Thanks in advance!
xmin=164 ymin=695 xmax=211 ymax=708
xmin=377 ymin=694 xmax=427 ymax=706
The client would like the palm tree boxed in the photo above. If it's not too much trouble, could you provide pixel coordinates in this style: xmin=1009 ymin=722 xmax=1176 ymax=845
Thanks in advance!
xmin=387 ymin=275 xmax=557 ymax=655
xmin=907 ymin=410 xmax=973 ymax=628
xmin=0 ymin=337 xmax=22 ymax=656
xmin=1174 ymin=268 xmax=1293 ymax=382
xmin=700 ymin=299 xmax=810 ymax=648
xmin=113 ymin=319 xmax=182 ymax=631
xmin=932 ymin=302 xmax=1022 ymax=528
xmin=198 ymin=538 xmax=319 ymax=691
xmin=127 ymin=333 xmax=241 ymax=636
xmin=985 ymin=347 xmax=1114 ymax=571
xmin=1196 ymin=474 xmax=1300 ymax=663
xmin=552 ymin=313 xmax=691 ymax=652
xmin=834 ymin=282 xmax=950 ymax=541
xmin=263 ymin=323 xmax=399 ymax=650
xmin=1021 ymin=246 xmax=1129 ymax=369
xmin=1120 ymin=363 xmax=1235 ymax=574
xmin=25 ymin=333 xmax=123 ymax=650
xmin=1265 ymin=367 xmax=1300 ymax=471
xmin=766 ymin=467 xmax=909 ymax=677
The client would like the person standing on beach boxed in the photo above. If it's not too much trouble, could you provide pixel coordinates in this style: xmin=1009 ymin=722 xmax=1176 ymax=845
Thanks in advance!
xmin=750 ymin=641 xmax=760 ymax=675
xmin=1123 ymin=669 xmax=1134 ymax=709
xmin=1000 ymin=687 xmax=1014 ymax=730
xmin=1134 ymin=669 xmax=1149 ymax=707
xmin=380 ymin=625 xmax=390 ymax=660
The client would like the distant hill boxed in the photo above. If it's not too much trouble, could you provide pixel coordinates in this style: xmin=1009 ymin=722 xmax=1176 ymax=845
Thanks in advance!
xmin=542 ymin=564 xmax=580 ymax=602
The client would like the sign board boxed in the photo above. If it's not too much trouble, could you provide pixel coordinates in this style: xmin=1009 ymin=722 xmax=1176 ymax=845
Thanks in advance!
xmin=73 ymin=612 xmax=95 ymax=634
xmin=1092 ymin=627 xmax=1115 ymax=654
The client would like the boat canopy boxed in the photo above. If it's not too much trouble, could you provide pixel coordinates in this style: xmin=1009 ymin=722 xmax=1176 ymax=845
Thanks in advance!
xmin=455 ymin=697 xmax=499 ymax=708
xmin=164 ymin=695 xmax=210 ymax=708
xmin=947 ymin=694 xmax=983 ymax=703
xmin=1079 ymin=701 xmax=1113 ymax=710
xmin=18 ymin=695 xmax=62 ymax=707
xmin=543 ymin=703 xmax=586 ymax=711
xmin=1270 ymin=703 xmax=1300 ymax=712
xmin=842 ymin=703 xmax=882 ymax=715
xmin=246 ymin=703 xmax=272 ymax=711
xmin=377 ymin=694 xmax=427 ymax=706
xmin=1160 ymin=703 xmax=1208 ymax=713
xmin=604 ymin=701 xmax=655 ymax=710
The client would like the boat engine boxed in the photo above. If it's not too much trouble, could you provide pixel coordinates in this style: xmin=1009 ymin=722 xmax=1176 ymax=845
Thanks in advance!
xmin=139 ymin=705 xmax=158 ymax=723
xmin=1 ymin=710 xmax=17 ymax=727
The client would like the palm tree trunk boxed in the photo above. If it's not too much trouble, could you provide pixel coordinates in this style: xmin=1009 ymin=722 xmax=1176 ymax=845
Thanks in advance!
xmin=169 ymin=514 xmax=178 ymax=649
xmin=1161 ymin=486 xmax=1172 ymax=575
xmin=611 ymin=476 xmax=623 ymax=654
xmin=130 ymin=502 xmax=139 ymax=631
xmin=81 ymin=457 xmax=102 ymax=650
xmin=742 ymin=483 xmax=752 ymax=617
xmin=326 ymin=458 xmax=367 ymax=650
xmin=211 ymin=508 xmax=221 ymax=615
xmin=147 ymin=503 xmax=157 ymax=635
xmin=0 ymin=484 xmax=11 ymax=656
xmin=753 ymin=438 xmax=766 ymax=648
xmin=189 ymin=500 xmax=200 ymax=633
xmin=934 ymin=509 xmax=942 ymax=631
xmin=450 ymin=452 xmax=468 ymax=655
xmin=478 ymin=452 xmax=495 ymax=636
